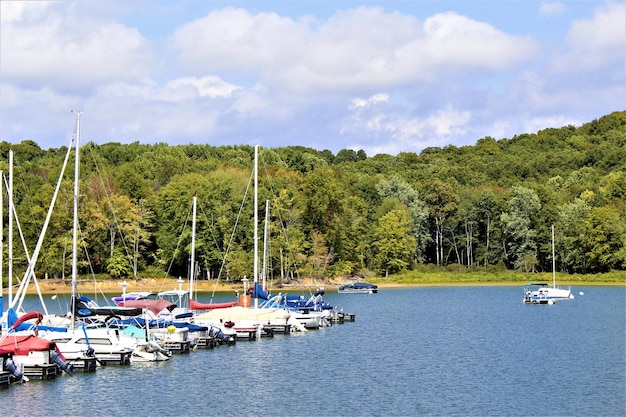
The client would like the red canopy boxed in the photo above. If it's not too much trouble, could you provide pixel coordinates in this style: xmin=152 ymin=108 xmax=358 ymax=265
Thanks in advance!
xmin=0 ymin=334 xmax=56 ymax=356
xmin=190 ymin=298 xmax=238 ymax=310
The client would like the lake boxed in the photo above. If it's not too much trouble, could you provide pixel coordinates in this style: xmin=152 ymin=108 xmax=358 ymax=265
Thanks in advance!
xmin=1 ymin=286 xmax=624 ymax=416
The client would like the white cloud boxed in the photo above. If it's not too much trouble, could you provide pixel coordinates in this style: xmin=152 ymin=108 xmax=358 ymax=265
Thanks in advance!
xmin=349 ymin=93 xmax=390 ymax=110
xmin=539 ymin=2 xmax=566 ymax=17
xmin=0 ymin=1 xmax=51 ymax=23
xmin=1 ymin=2 xmax=153 ymax=92
xmin=166 ymin=76 xmax=241 ymax=99
xmin=342 ymin=96 xmax=472 ymax=155
xmin=420 ymin=12 xmax=537 ymax=71
xmin=168 ymin=7 xmax=538 ymax=95
xmin=0 ymin=1 xmax=621 ymax=156
xmin=562 ymin=1 xmax=626 ymax=70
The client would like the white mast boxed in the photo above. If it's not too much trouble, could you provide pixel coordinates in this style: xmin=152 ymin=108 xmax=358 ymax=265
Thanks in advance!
xmin=189 ymin=193 xmax=197 ymax=300
xmin=7 ymin=151 xmax=13 ymax=307
xmin=262 ymin=200 xmax=269 ymax=291
xmin=552 ymin=224 xmax=556 ymax=288
xmin=0 ymin=169 xmax=3 ymax=322
xmin=71 ymin=112 xmax=81 ymax=328
xmin=253 ymin=145 xmax=259 ymax=308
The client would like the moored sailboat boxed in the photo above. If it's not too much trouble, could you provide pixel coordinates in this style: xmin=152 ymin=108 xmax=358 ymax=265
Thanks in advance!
xmin=523 ymin=225 xmax=574 ymax=304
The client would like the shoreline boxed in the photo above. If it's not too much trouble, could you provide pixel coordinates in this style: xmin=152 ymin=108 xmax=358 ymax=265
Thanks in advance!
xmin=4 ymin=277 xmax=623 ymax=296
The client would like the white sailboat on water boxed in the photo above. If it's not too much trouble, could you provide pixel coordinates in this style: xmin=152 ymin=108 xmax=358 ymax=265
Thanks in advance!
xmin=523 ymin=225 xmax=574 ymax=304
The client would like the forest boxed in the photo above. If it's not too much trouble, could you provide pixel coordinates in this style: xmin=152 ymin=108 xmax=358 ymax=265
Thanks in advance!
xmin=0 ymin=110 xmax=625 ymax=285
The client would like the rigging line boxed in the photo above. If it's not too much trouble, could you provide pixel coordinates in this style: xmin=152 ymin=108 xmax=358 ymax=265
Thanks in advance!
xmin=196 ymin=202 xmax=226 ymax=303
xmin=4 ymin=173 xmax=48 ymax=313
xmin=77 ymin=221 xmax=108 ymax=303
xmin=207 ymin=165 xmax=254 ymax=300
xmin=86 ymin=146 xmax=135 ymax=274
xmin=157 ymin=199 xmax=193 ymax=294
xmin=258 ymin=154 xmax=304 ymax=288
xmin=11 ymin=130 xmax=76 ymax=313
xmin=197 ymin=203 xmax=225 ymax=262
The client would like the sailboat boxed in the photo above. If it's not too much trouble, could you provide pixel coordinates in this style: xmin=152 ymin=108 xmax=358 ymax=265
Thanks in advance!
xmin=194 ymin=145 xmax=297 ymax=338
xmin=114 ymin=194 xmax=237 ymax=348
xmin=523 ymin=225 xmax=574 ymax=304
xmin=0 ymin=150 xmax=76 ymax=379
xmin=37 ymin=113 xmax=135 ymax=365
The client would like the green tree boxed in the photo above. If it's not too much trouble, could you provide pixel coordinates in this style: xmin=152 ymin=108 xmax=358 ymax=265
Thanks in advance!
xmin=501 ymin=186 xmax=541 ymax=271
xmin=579 ymin=205 xmax=626 ymax=272
xmin=372 ymin=208 xmax=417 ymax=276
xmin=420 ymin=178 xmax=459 ymax=265
xmin=376 ymin=175 xmax=430 ymax=263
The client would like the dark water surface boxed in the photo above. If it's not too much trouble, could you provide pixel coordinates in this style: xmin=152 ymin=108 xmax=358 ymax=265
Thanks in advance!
xmin=2 ymin=286 xmax=624 ymax=416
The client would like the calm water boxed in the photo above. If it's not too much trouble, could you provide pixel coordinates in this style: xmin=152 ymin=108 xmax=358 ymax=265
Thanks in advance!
xmin=1 ymin=286 xmax=624 ymax=417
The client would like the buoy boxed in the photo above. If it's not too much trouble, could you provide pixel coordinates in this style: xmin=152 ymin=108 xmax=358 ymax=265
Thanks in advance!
xmin=167 ymin=325 xmax=176 ymax=334
xmin=579 ymin=291 xmax=584 ymax=296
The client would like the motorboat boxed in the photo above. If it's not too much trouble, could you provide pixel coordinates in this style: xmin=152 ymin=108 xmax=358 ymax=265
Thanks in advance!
xmin=0 ymin=334 xmax=72 ymax=381
xmin=338 ymin=278 xmax=378 ymax=294
xmin=42 ymin=325 xmax=134 ymax=366
xmin=0 ymin=311 xmax=74 ymax=380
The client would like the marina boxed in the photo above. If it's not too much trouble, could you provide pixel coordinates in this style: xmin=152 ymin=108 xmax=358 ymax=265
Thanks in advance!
xmin=0 ymin=286 xmax=623 ymax=417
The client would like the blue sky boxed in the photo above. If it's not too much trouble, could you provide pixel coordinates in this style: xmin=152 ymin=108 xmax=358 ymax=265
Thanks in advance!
xmin=1 ymin=1 xmax=624 ymax=156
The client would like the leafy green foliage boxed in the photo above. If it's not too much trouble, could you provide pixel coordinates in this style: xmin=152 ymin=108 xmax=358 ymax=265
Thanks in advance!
xmin=2 ymin=111 xmax=626 ymax=284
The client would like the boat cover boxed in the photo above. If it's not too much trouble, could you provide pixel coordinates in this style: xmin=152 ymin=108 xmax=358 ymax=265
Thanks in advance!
xmin=189 ymin=299 xmax=238 ymax=310
xmin=107 ymin=317 xmax=208 ymax=333
xmin=122 ymin=299 xmax=176 ymax=315
xmin=74 ymin=296 xmax=143 ymax=317
xmin=253 ymin=283 xmax=270 ymax=300
xmin=6 ymin=308 xmax=68 ymax=333
xmin=0 ymin=334 xmax=57 ymax=355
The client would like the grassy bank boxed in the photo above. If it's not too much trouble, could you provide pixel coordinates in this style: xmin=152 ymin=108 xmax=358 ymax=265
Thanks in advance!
xmin=5 ymin=268 xmax=624 ymax=296
xmin=370 ymin=268 xmax=626 ymax=286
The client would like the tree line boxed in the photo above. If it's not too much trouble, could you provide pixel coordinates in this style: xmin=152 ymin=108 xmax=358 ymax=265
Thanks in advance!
xmin=1 ymin=110 xmax=624 ymax=283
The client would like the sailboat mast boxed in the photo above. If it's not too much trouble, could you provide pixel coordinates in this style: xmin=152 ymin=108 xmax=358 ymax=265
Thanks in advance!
xmin=253 ymin=145 xmax=259 ymax=308
xmin=262 ymin=200 xmax=269 ymax=291
xmin=189 ymin=193 xmax=197 ymax=299
xmin=7 ymin=151 xmax=13 ymax=307
xmin=0 ymin=170 xmax=3 ymax=321
xmin=71 ymin=112 xmax=81 ymax=328
xmin=552 ymin=225 xmax=556 ymax=288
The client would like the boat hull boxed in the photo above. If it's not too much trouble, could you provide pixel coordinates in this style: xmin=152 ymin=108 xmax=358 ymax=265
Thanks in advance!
xmin=338 ymin=288 xmax=377 ymax=294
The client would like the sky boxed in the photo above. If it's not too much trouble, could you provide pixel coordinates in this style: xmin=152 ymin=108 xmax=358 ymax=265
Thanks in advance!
xmin=0 ymin=1 xmax=624 ymax=156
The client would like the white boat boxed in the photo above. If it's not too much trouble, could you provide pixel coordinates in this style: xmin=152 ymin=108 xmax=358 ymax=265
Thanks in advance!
xmin=44 ymin=325 xmax=134 ymax=365
xmin=0 ymin=334 xmax=70 ymax=381
xmin=0 ymin=311 xmax=74 ymax=380
xmin=118 ymin=324 xmax=171 ymax=362
xmin=195 ymin=305 xmax=294 ymax=338
xmin=523 ymin=282 xmax=573 ymax=304
xmin=523 ymin=225 xmax=573 ymax=304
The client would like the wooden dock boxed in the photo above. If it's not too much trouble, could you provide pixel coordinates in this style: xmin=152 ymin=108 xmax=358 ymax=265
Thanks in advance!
xmin=24 ymin=363 xmax=58 ymax=380
xmin=161 ymin=340 xmax=191 ymax=354
xmin=68 ymin=357 xmax=98 ymax=372
xmin=234 ymin=327 xmax=258 ymax=340
xmin=0 ymin=371 xmax=11 ymax=388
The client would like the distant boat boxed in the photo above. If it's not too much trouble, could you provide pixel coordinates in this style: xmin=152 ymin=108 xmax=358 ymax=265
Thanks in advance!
xmin=338 ymin=278 xmax=378 ymax=294
xmin=523 ymin=225 xmax=573 ymax=304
